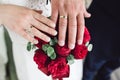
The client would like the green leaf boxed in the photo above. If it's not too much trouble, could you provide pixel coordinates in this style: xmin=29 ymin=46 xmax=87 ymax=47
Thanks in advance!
xmin=27 ymin=42 xmax=32 ymax=51
xmin=87 ymin=44 xmax=93 ymax=52
xmin=67 ymin=54 xmax=74 ymax=60
xmin=49 ymin=37 xmax=58 ymax=46
xmin=42 ymin=44 xmax=50 ymax=52
xmin=47 ymin=46 xmax=55 ymax=57
xmin=50 ymin=52 xmax=56 ymax=60
xmin=68 ymin=59 xmax=74 ymax=65
xmin=31 ymin=44 xmax=36 ymax=49
xmin=67 ymin=54 xmax=75 ymax=65
xmin=49 ymin=39 xmax=55 ymax=46
xmin=85 ymin=41 xmax=90 ymax=47
xmin=54 ymin=37 xmax=58 ymax=43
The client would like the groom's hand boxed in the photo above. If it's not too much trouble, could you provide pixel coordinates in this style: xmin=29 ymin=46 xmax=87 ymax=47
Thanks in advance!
xmin=51 ymin=0 xmax=91 ymax=49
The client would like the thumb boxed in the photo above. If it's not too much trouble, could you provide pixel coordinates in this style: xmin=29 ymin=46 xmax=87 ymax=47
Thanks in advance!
xmin=34 ymin=10 xmax=43 ymax=14
xmin=84 ymin=10 xmax=91 ymax=18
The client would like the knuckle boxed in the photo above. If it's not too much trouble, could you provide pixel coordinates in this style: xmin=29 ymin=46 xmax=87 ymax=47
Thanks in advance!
xmin=59 ymin=2 xmax=64 ymax=8
xmin=60 ymin=23 xmax=66 ymax=27
xmin=69 ymin=25 xmax=77 ymax=29
xmin=22 ymin=10 xmax=32 ymax=21
xmin=49 ymin=29 xmax=55 ymax=35
xmin=59 ymin=20 xmax=67 ymax=27
xmin=44 ymin=26 xmax=49 ymax=32
xmin=59 ymin=35 xmax=65 ymax=40
xmin=47 ymin=20 xmax=53 ymax=26
xmin=24 ymin=14 xmax=31 ymax=21
xmin=78 ymin=21 xmax=84 ymax=27
xmin=71 ymin=24 xmax=76 ymax=27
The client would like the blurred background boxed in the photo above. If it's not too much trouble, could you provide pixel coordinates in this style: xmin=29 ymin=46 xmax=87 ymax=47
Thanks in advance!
xmin=0 ymin=0 xmax=120 ymax=80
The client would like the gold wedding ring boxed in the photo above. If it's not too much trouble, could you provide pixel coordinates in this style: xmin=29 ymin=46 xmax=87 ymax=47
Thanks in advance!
xmin=59 ymin=15 xmax=67 ymax=19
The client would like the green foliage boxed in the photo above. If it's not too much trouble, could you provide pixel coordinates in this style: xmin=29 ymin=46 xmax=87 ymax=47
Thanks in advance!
xmin=67 ymin=54 xmax=75 ymax=65
xmin=49 ymin=37 xmax=58 ymax=46
xmin=27 ymin=42 xmax=36 ymax=51
xmin=87 ymin=44 xmax=93 ymax=51
xmin=42 ymin=44 xmax=50 ymax=53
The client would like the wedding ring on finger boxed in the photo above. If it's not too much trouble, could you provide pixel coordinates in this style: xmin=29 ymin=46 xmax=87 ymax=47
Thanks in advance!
xmin=59 ymin=15 xmax=67 ymax=19
xmin=24 ymin=26 xmax=34 ymax=38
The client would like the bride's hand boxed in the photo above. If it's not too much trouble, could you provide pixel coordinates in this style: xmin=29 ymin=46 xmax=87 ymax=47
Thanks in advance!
xmin=51 ymin=0 xmax=91 ymax=49
xmin=0 ymin=4 xmax=57 ymax=44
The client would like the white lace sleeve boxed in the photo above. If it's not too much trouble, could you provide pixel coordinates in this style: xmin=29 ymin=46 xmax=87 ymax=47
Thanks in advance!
xmin=0 ymin=0 xmax=51 ymax=17
xmin=25 ymin=0 xmax=51 ymax=17
xmin=0 ymin=0 xmax=51 ymax=44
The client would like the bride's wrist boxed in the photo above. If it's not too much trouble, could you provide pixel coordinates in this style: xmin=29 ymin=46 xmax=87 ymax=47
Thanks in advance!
xmin=0 ymin=4 xmax=3 ymax=25
xmin=0 ymin=4 xmax=6 ymax=25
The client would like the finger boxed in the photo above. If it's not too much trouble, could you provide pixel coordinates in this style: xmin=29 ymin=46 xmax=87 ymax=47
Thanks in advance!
xmin=84 ymin=10 xmax=91 ymax=18
xmin=51 ymin=1 xmax=59 ymax=24
xmin=58 ymin=5 xmax=68 ymax=46
xmin=32 ymin=11 xmax=55 ymax=28
xmin=31 ymin=18 xmax=57 ymax=36
xmin=82 ymin=0 xmax=91 ymax=18
xmin=77 ymin=13 xmax=85 ymax=45
xmin=68 ymin=14 xmax=77 ymax=49
xmin=58 ymin=15 xmax=67 ymax=46
xmin=31 ymin=27 xmax=51 ymax=42
xmin=33 ymin=10 xmax=43 ymax=14
xmin=19 ymin=29 xmax=38 ymax=44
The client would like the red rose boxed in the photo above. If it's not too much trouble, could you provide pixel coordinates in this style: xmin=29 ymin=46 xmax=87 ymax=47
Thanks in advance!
xmin=38 ymin=67 xmax=50 ymax=76
xmin=34 ymin=37 xmax=48 ymax=49
xmin=55 ymin=44 xmax=71 ymax=57
xmin=72 ymin=44 xmax=88 ymax=59
xmin=34 ymin=49 xmax=50 ymax=75
xmin=83 ymin=27 xmax=91 ymax=44
xmin=48 ymin=57 xmax=70 ymax=79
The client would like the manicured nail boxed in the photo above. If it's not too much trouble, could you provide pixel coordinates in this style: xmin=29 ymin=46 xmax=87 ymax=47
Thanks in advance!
xmin=51 ymin=22 xmax=56 ymax=28
xmin=58 ymin=41 xmax=65 ymax=46
xmin=69 ymin=44 xmax=75 ymax=49
xmin=53 ymin=23 xmax=56 ymax=28
xmin=54 ymin=31 xmax=57 ymax=35
xmin=34 ymin=40 xmax=38 ymax=44
xmin=78 ymin=40 xmax=83 ymax=45
xmin=46 ymin=37 xmax=51 ymax=42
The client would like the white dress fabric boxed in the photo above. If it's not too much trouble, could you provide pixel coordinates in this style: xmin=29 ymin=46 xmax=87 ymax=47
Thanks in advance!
xmin=0 ymin=26 xmax=8 ymax=80
xmin=0 ymin=0 xmax=83 ymax=80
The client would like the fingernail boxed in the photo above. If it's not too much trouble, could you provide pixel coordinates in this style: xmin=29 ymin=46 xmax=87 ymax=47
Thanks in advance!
xmin=69 ymin=44 xmax=75 ymax=49
xmin=86 ymin=13 xmax=91 ymax=17
xmin=58 ymin=41 xmax=65 ymax=46
xmin=54 ymin=31 xmax=57 ymax=35
xmin=51 ymin=23 xmax=56 ymax=28
xmin=34 ymin=40 xmax=38 ymax=44
xmin=46 ymin=37 xmax=51 ymax=42
xmin=78 ymin=40 xmax=83 ymax=45
xmin=53 ymin=23 xmax=56 ymax=28
xmin=88 ymin=14 xmax=91 ymax=17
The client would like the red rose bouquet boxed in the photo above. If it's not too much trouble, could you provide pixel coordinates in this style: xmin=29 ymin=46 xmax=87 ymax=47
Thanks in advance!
xmin=27 ymin=27 xmax=93 ymax=80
